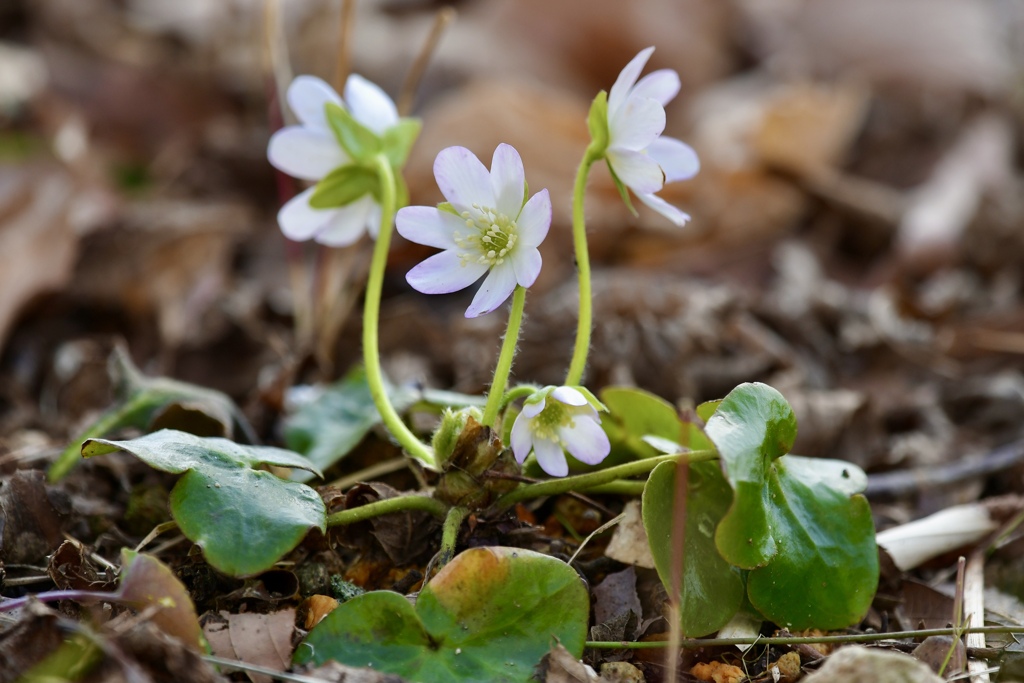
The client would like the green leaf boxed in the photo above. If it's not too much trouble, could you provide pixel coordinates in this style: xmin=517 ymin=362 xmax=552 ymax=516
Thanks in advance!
xmin=325 ymin=102 xmax=381 ymax=162
xmin=709 ymin=383 xmax=796 ymax=569
xmin=49 ymin=346 xmax=256 ymax=482
xmin=600 ymin=387 xmax=681 ymax=461
xmin=309 ymin=164 xmax=380 ymax=209
xmin=744 ymin=455 xmax=877 ymax=630
xmin=642 ymin=460 xmax=744 ymax=636
xmin=294 ymin=547 xmax=588 ymax=682
xmin=83 ymin=430 xmax=325 ymax=576
xmin=382 ymin=118 xmax=422 ymax=169
xmin=587 ymin=90 xmax=609 ymax=153
xmin=283 ymin=366 xmax=420 ymax=480
xmin=706 ymin=382 xmax=878 ymax=630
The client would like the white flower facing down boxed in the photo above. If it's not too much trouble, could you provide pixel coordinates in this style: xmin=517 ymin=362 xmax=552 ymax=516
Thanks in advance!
xmin=510 ymin=387 xmax=610 ymax=478
xmin=267 ymin=74 xmax=399 ymax=246
xmin=605 ymin=46 xmax=700 ymax=226
xmin=397 ymin=144 xmax=551 ymax=318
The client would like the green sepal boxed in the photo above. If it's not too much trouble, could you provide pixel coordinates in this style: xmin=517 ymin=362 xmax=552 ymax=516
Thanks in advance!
xmin=587 ymin=90 xmax=610 ymax=154
xmin=325 ymin=102 xmax=381 ymax=162
xmin=309 ymin=164 xmax=380 ymax=209
xmin=382 ymin=118 xmax=422 ymax=169
xmin=569 ymin=385 xmax=607 ymax=412
xmin=437 ymin=202 xmax=459 ymax=216
xmin=608 ymin=163 xmax=639 ymax=217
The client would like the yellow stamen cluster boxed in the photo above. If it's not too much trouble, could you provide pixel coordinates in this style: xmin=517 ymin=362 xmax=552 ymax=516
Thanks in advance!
xmin=453 ymin=203 xmax=519 ymax=267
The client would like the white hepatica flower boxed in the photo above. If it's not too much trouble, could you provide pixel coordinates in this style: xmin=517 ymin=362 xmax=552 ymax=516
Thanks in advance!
xmin=510 ymin=386 xmax=611 ymax=478
xmin=605 ymin=46 xmax=700 ymax=226
xmin=267 ymin=74 xmax=399 ymax=246
xmin=396 ymin=144 xmax=551 ymax=318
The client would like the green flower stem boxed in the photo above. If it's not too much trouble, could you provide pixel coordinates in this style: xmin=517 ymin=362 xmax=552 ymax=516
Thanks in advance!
xmin=493 ymin=450 xmax=716 ymax=510
xmin=565 ymin=144 xmax=604 ymax=386
xmin=366 ymin=154 xmax=436 ymax=469
xmin=500 ymin=384 xmax=540 ymax=411
xmin=581 ymin=480 xmax=647 ymax=497
xmin=437 ymin=505 xmax=470 ymax=567
xmin=326 ymin=494 xmax=449 ymax=527
xmin=481 ymin=285 xmax=527 ymax=428
xmin=586 ymin=625 xmax=1024 ymax=650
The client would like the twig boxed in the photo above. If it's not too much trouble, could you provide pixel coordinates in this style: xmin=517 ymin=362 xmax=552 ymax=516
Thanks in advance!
xmin=964 ymin=553 xmax=990 ymax=682
xmin=397 ymin=7 xmax=456 ymax=116
xmin=866 ymin=439 xmax=1024 ymax=498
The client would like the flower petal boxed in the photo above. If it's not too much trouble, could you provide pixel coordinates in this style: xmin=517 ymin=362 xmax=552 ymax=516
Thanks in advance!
xmin=559 ymin=418 xmax=611 ymax=465
xmin=268 ymin=127 xmax=347 ymax=180
xmin=608 ymin=46 xmax=655 ymax=122
xmin=609 ymin=95 xmax=665 ymax=151
xmin=533 ymin=437 xmax=568 ymax=477
xmin=465 ymin=261 xmax=517 ymax=318
xmin=406 ymin=250 xmax=488 ymax=295
xmin=510 ymin=247 xmax=542 ymax=289
xmin=315 ymin=194 xmax=375 ymax=246
xmin=636 ymin=191 xmax=691 ymax=227
xmin=606 ymin=149 xmax=664 ymax=194
xmin=515 ymin=189 xmax=551 ymax=248
xmin=287 ymin=75 xmax=343 ymax=133
xmin=365 ymin=202 xmax=383 ymax=238
xmin=632 ymin=69 xmax=680 ymax=106
xmin=277 ymin=187 xmax=334 ymax=242
xmin=551 ymin=386 xmax=588 ymax=407
xmin=490 ymin=143 xmax=526 ymax=218
xmin=510 ymin=414 xmax=534 ymax=464
xmin=434 ymin=146 xmax=495 ymax=212
xmin=522 ymin=395 xmax=547 ymax=418
xmin=344 ymin=74 xmax=399 ymax=135
xmin=396 ymin=206 xmax=461 ymax=250
xmin=647 ymin=136 xmax=700 ymax=182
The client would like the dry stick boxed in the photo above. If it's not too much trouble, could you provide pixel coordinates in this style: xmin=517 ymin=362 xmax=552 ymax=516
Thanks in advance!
xmin=865 ymin=438 xmax=1024 ymax=498
xmin=397 ymin=7 xmax=456 ymax=116
xmin=964 ymin=553 xmax=990 ymax=683
xmin=942 ymin=557 xmax=968 ymax=677
xmin=333 ymin=0 xmax=358 ymax=90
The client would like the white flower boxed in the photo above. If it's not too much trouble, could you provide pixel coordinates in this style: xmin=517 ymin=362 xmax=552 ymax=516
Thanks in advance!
xmin=510 ymin=386 xmax=611 ymax=477
xmin=396 ymin=144 xmax=551 ymax=318
xmin=605 ymin=46 xmax=700 ymax=226
xmin=267 ymin=74 xmax=399 ymax=246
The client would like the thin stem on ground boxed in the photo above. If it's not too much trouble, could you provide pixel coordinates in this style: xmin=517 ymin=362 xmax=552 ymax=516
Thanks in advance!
xmin=364 ymin=154 xmax=436 ymax=469
xmin=482 ymin=285 xmax=527 ymax=428
xmin=437 ymin=506 xmax=470 ymax=567
xmin=326 ymin=494 xmax=449 ymax=527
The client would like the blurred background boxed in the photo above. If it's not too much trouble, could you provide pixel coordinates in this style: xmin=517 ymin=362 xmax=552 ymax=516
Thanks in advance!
xmin=2 ymin=0 xmax=1024 ymax=512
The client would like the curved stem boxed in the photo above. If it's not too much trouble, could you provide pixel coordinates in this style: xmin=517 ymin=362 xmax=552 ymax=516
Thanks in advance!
xmin=365 ymin=155 xmax=436 ymax=469
xmin=565 ymin=145 xmax=602 ymax=386
xmin=580 ymin=480 xmax=646 ymax=497
xmin=482 ymin=285 xmax=527 ymax=428
xmin=493 ymin=450 xmax=716 ymax=510
xmin=437 ymin=505 xmax=470 ymax=567
xmin=326 ymin=494 xmax=449 ymax=527
xmin=499 ymin=384 xmax=541 ymax=412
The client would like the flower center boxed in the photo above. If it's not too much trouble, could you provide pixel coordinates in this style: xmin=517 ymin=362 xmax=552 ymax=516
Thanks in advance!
xmin=454 ymin=204 xmax=518 ymax=267
xmin=531 ymin=401 xmax=570 ymax=442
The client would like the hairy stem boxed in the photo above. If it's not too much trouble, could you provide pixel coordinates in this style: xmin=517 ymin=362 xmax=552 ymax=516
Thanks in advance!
xmin=326 ymin=494 xmax=449 ymax=527
xmin=365 ymin=155 xmax=436 ymax=469
xmin=482 ymin=286 xmax=527 ymax=428
xmin=565 ymin=145 xmax=603 ymax=386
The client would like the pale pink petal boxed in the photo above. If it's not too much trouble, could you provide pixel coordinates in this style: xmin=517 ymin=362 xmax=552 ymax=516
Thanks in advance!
xmin=533 ymin=437 xmax=568 ymax=477
xmin=396 ymin=206 xmax=461 ymax=249
xmin=559 ymin=419 xmax=611 ymax=465
xmin=636 ymin=191 xmax=691 ymax=227
xmin=464 ymin=261 xmax=517 ymax=318
xmin=315 ymin=194 xmax=375 ymax=246
xmin=287 ymin=75 xmax=343 ymax=133
xmin=608 ymin=47 xmax=655 ymax=122
xmin=434 ymin=146 xmax=495 ymax=211
xmin=406 ymin=251 xmax=487 ymax=294
xmin=510 ymin=247 xmax=542 ymax=289
xmin=631 ymin=69 xmax=680 ymax=106
xmin=522 ymin=395 xmax=547 ymax=418
xmin=365 ymin=202 xmax=383 ymax=238
xmin=277 ymin=187 xmax=333 ymax=242
xmin=551 ymin=386 xmax=588 ymax=407
xmin=515 ymin=189 xmax=551 ymax=248
xmin=510 ymin=414 xmax=534 ymax=464
xmin=344 ymin=74 xmax=399 ymax=134
xmin=490 ymin=143 xmax=526 ymax=219
xmin=268 ymin=127 xmax=347 ymax=180
xmin=647 ymin=136 xmax=700 ymax=182
xmin=606 ymin=149 xmax=664 ymax=194
xmin=609 ymin=96 xmax=665 ymax=151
